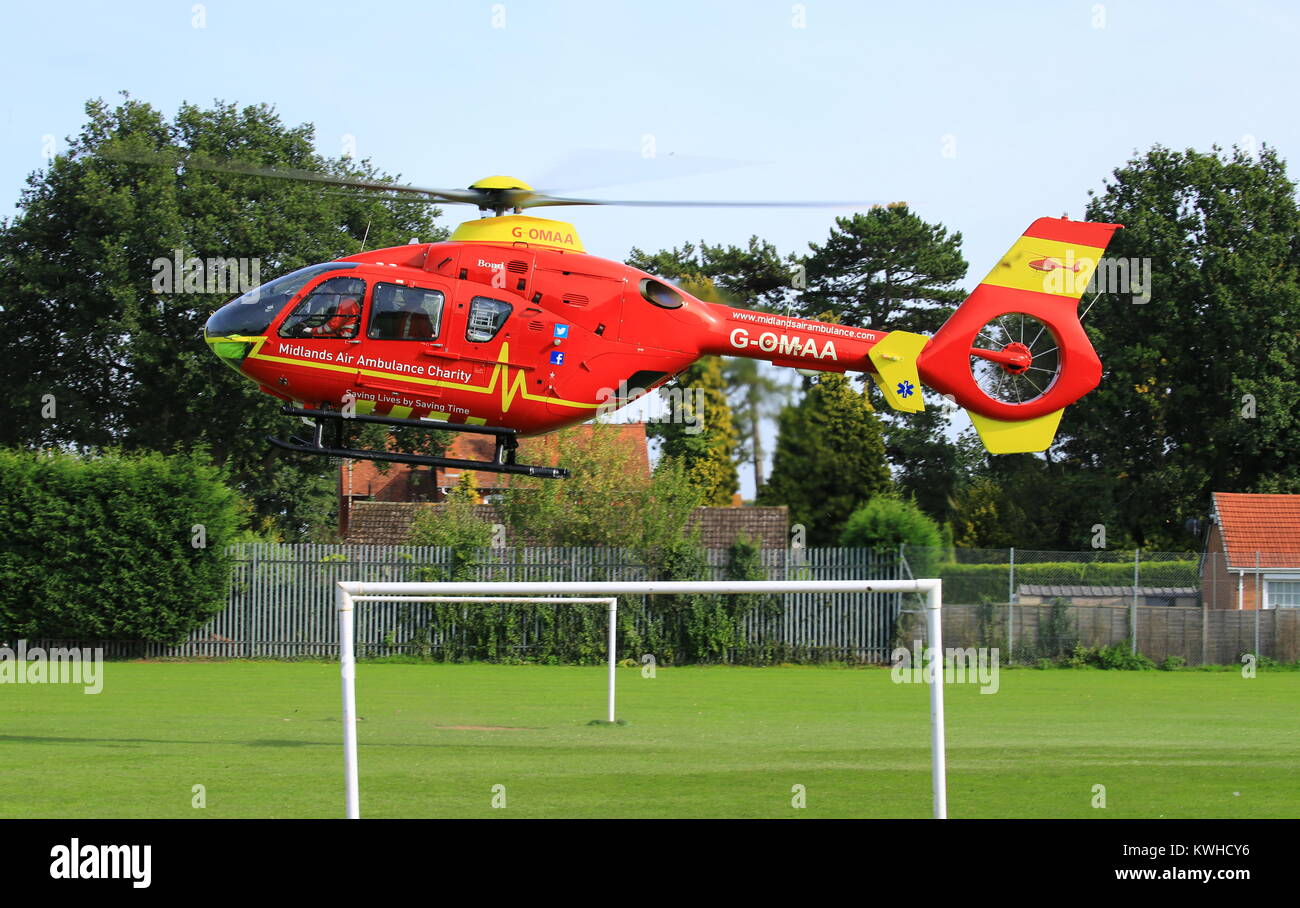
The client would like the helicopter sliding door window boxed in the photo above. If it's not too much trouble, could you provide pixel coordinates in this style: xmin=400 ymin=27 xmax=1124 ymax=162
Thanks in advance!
xmin=466 ymin=296 xmax=513 ymax=343
xmin=368 ymin=283 xmax=444 ymax=341
xmin=278 ymin=276 xmax=366 ymax=340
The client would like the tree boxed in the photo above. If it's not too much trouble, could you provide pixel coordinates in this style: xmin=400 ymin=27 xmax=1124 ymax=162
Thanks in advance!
xmin=796 ymin=205 xmax=974 ymax=526
xmin=407 ymin=475 xmax=494 ymax=582
xmin=646 ymin=275 xmax=740 ymax=505
xmin=499 ymin=422 xmax=702 ymax=551
xmin=1059 ymin=144 xmax=1300 ymax=547
xmin=883 ymin=408 xmax=983 ymax=526
xmin=627 ymin=235 xmax=797 ymax=312
xmin=721 ymin=356 xmax=791 ymax=494
xmin=839 ymin=495 xmax=945 ymax=577
xmin=948 ymin=476 xmax=1015 ymax=549
xmin=628 ymin=237 xmax=800 ymax=496
xmin=0 ymin=94 xmax=447 ymax=539
xmin=408 ymin=480 xmax=493 ymax=550
xmin=651 ymin=354 xmax=740 ymax=505
xmin=757 ymin=372 xmax=891 ymax=545
xmin=958 ymin=452 xmax=1134 ymax=551
xmin=796 ymin=204 xmax=967 ymax=335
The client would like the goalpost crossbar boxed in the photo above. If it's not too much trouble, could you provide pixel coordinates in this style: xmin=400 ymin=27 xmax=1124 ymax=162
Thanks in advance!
xmin=334 ymin=578 xmax=946 ymax=820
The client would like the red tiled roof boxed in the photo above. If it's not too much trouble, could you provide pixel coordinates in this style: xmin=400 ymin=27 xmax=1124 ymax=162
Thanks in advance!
xmin=1212 ymin=492 xmax=1300 ymax=568
xmin=440 ymin=422 xmax=650 ymax=489
xmin=687 ymin=506 xmax=789 ymax=549
xmin=339 ymin=459 xmax=440 ymax=502
xmin=338 ymin=423 xmax=650 ymax=497
xmin=343 ymin=502 xmax=789 ymax=548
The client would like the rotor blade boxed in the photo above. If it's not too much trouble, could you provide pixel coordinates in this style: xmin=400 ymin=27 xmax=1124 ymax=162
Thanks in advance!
xmin=97 ymin=148 xmax=899 ymax=211
xmin=317 ymin=189 xmax=447 ymax=205
xmin=520 ymin=195 xmax=901 ymax=209
xmin=98 ymin=147 xmax=480 ymax=204
xmin=533 ymin=147 xmax=756 ymax=194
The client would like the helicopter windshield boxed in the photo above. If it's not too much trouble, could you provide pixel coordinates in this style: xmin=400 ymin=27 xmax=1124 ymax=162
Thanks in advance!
xmin=205 ymin=263 xmax=357 ymax=337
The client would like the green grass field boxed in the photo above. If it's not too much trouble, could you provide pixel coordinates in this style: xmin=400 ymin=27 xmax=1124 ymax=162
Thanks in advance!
xmin=0 ymin=661 xmax=1296 ymax=818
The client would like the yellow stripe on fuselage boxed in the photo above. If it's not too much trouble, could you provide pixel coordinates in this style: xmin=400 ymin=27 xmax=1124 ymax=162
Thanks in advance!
xmin=242 ymin=341 xmax=600 ymax=414
xmin=981 ymin=236 xmax=1106 ymax=299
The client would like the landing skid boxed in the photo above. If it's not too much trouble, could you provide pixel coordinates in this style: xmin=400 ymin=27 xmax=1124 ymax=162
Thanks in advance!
xmin=267 ymin=406 xmax=569 ymax=479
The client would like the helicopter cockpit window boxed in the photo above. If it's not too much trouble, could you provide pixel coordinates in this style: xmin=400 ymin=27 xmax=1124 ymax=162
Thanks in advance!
xmin=205 ymin=262 xmax=356 ymax=338
xmin=465 ymin=296 xmax=513 ymax=343
xmin=278 ymin=276 xmax=366 ymax=340
xmin=368 ymin=283 xmax=444 ymax=341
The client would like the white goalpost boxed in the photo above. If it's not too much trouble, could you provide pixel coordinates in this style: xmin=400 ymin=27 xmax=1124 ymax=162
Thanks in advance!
xmin=335 ymin=578 xmax=946 ymax=820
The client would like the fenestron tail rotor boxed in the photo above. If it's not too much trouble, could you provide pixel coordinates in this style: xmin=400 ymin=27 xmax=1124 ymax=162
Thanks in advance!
xmin=968 ymin=313 xmax=1062 ymax=406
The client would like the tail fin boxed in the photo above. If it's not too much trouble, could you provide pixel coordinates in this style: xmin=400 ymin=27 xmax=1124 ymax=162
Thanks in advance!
xmin=916 ymin=216 xmax=1122 ymax=453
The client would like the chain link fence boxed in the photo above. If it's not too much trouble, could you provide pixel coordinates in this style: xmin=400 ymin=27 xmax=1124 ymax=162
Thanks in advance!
xmin=893 ymin=548 xmax=1298 ymax=666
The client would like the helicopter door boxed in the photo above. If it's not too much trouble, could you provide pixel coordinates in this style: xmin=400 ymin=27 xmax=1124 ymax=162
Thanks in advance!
xmin=358 ymin=281 xmax=451 ymax=419
xmin=273 ymin=274 xmax=366 ymax=402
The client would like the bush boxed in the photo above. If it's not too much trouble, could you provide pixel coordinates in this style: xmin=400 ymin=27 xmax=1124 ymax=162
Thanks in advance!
xmin=0 ymin=448 xmax=244 ymax=643
xmin=840 ymin=496 xmax=945 ymax=576
xmin=939 ymin=559 xmax=1198 ymax=604
xmin=1067 ymin=643 xmax=1157 ymax=670
xmin=1036 ymin=597 xmax=1078 ymax=660
xmin=401 ymin=533 xmax=777 ymax=666
xmin=408 ymin=480 xmax=494 ymax=582
xmin=499 ymin=425 xmax=701 ymax=549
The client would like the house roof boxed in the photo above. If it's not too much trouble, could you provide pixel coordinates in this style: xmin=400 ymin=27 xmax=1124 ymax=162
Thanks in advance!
xmin=1018 ymin=584 xmax=1197 ymax=598
xmin=1211 ymin=492 xmax=1300 ymax=569
xmin=344 ymin=500 xmax=488 ymax=544
xmin=343 ymin=500 xmax=789 ymax=548
xmin=339 ymin=422 xmax=651 ymax=494
xmin=339 ymin=459 xmax=440 ymax=502
xmin=687 ymin=506 xmax=789 ymax=549
xmin=442 ymin=422 xmax=650 ymax=489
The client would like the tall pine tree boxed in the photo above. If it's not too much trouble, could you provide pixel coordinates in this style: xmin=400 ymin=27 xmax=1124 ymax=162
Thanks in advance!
xmin=758 ymin=372 xmax=891 ymax=545
xmin=649 ymin=275 xmax=739 ymax=505
xmin=794 ymin=205 xmax=972 ymax=527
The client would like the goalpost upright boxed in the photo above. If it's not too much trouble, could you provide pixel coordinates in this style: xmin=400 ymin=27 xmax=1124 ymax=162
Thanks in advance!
xmin=335 ymin=578 xmax=946 ymax=820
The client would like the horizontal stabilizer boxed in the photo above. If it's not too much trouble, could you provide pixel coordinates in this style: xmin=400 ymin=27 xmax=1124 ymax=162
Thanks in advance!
xmin=867 ymin=331 xmax=929 ymax=413
xmin=968 ymin=408 xmax=1065 ymax=454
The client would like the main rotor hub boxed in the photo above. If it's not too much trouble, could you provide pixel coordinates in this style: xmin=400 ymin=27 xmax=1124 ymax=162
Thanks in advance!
xmin=469 ymin=175 xmax=535 ymax=217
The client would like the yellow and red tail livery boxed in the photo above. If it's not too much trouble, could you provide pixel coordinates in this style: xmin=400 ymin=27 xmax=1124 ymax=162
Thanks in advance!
xmin=917 ymin=217 xmax=1122 ymax=452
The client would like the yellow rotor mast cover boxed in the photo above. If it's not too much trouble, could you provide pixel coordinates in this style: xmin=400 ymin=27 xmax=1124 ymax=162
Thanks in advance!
xmin=469 ymin=175 xmax=535 ymax=191
xmin=452 ymin=215 xmax=585 ymax=253
xmin=451 ymin=175 xmax=585 ymax=253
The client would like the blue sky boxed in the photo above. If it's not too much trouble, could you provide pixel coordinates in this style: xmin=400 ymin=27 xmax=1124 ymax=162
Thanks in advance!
xmin=2 ymin=0 xmax=1296 ymax=493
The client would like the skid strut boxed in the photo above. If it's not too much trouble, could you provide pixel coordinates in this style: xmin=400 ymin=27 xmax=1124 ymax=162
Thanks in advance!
xmin=267 ymin=406 xmax=568 ymax=479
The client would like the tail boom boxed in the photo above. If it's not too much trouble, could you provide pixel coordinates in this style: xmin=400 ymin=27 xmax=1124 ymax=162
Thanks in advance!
xmin=692 ymin=216 xmax=1120 ymax=454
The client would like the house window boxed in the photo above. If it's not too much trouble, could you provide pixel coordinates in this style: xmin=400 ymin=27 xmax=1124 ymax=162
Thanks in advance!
xmin=1266 ymin=579 xmax=1300 ymax=609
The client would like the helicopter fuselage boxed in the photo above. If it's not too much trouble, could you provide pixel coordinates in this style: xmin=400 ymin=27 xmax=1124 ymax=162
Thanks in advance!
xmin=204 ymin=238 xmax=888 ymax=436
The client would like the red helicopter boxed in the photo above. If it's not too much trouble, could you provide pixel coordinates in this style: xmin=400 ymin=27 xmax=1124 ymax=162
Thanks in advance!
xmin=201 ymin=173 xmax=1121 ymax=478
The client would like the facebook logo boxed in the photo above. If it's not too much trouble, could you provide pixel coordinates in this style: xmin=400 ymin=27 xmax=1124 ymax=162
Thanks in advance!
xmin=549 ymin=350 xmax=565 ymax=365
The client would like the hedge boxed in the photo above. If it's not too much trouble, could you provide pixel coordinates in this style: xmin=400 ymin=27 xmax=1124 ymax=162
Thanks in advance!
xmin=0 ymin=448 xmax=244 ymax=643
xmin=939 ymin=560 xmax=1199 ymax=604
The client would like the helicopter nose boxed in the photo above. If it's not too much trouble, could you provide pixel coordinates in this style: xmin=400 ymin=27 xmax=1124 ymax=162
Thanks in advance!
xmin=204 ymin=292 xmax=270 ymax=370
